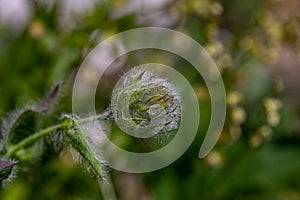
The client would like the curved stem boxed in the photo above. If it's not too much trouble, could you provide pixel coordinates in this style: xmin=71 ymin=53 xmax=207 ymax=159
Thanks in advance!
xmin=5 ymin=124 xmax=62 ymax=158
xmin=5 ymin=113 xmax=109 ymax=158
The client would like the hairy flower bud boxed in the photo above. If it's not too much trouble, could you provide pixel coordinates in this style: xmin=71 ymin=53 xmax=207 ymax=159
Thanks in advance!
xmin=111 ymin=67 xmax=181 ymax=138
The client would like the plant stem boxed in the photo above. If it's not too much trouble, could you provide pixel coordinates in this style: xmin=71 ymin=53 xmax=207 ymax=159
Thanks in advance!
xmin=5 ymin=124 xmax=62 ymax=158
xmin=5 ymin=113 xmax=109 ymax=158
xmin=99 ymin=179 xmax=117 ymax=200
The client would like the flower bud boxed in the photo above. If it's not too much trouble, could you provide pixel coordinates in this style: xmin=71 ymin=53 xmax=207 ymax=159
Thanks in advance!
xmin=111 ymin=67 xmax=181 ymax=138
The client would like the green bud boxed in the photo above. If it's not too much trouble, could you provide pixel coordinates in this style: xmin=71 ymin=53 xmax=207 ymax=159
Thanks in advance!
xmin=111 ymin=67 xmax=181 ymax=138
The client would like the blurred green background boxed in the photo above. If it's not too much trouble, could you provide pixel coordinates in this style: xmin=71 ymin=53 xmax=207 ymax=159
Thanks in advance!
xmin=1 ymin=0 xmax=300 ymax=199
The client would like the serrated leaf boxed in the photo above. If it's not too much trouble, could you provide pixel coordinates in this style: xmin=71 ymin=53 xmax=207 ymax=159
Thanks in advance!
xmin=0 ymin=159 xmax=16 ymax=183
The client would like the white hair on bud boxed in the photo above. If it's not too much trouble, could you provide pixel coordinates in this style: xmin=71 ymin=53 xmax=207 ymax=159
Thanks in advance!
xmin=111 ymin=67 xmax=181 ymax=138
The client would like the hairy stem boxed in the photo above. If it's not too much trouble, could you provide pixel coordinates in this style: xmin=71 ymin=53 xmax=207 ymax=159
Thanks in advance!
xmin=5 ymin=113 xmax=109 ymax=158
xmin=5 ymin=124 xmax=62 ymax=158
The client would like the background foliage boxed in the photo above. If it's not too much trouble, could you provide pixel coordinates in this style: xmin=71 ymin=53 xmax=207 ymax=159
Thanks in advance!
xmin=1 ymin=0 xmax=300 ymax=199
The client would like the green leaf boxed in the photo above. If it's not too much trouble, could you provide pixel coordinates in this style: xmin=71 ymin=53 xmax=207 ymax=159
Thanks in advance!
xmin=1 ymin=84 xmax=60 ymax=155
xmin=63 ymin=115 xmax=104 ymax=181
